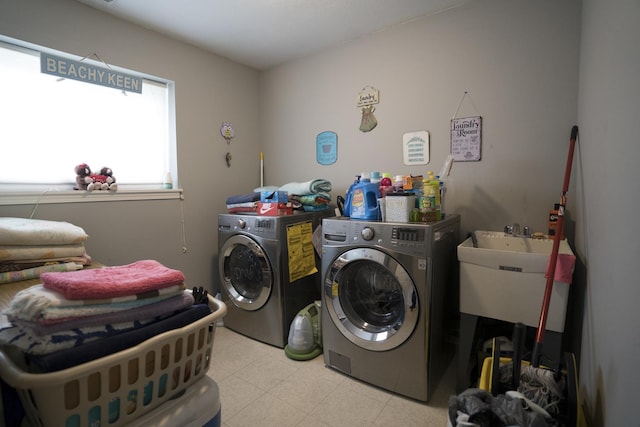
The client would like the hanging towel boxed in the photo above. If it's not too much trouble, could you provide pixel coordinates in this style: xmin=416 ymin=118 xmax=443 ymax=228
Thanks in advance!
xmin=545 ymin=253 xmax=576 ymax=284
xmin=40 ymin=260 xmax=185 ymax=300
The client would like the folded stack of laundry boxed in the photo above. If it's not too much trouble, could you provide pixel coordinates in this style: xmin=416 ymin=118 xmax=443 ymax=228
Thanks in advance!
xmin=0 ymin=217 xmax=93 ymax=284
xmin=0 ymin=259 xmax=211 ymax=372
xmin=225 ymin=178 xmax=333 ymax=213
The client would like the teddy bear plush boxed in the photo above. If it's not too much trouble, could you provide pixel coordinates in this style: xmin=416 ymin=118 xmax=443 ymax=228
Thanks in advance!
xmin=74 ymin=163 xmax=93 ymax=190
xmin=74 ymin=164 xmax=118 ymax=191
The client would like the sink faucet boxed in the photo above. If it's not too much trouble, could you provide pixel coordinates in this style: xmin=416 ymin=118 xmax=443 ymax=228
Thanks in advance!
xmin=504 ymin=223 xmax=531 ymax=237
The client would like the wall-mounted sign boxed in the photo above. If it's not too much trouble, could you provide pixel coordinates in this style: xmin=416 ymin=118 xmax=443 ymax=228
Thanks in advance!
xmin=451 ymin=116 xmax=482 ymax=161
xmin=316 ymin=131 xmax=337 ymax=165
xmin=41 ymin=53 xmax=142 ymax=94
xmin=403 ymin=131 xmax=430 ymax=166
xmin=357 ymin=86 xmax=380 ymax=132
xmin=356 ymin=87 xmax=380 ymax=108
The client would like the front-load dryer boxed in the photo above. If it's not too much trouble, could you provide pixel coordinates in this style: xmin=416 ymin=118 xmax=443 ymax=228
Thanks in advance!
xmin=321 ymin=215 xmax=460 ymax=401
xmin=218 ymin=210 xmax=332 ymax=348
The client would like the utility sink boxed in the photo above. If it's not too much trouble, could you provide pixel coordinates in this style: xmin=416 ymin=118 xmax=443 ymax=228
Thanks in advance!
xmin=457 ymin=231 xmax=575 ymax=332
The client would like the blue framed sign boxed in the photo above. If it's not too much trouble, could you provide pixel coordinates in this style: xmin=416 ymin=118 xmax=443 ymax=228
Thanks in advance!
xmin=316 ymin=131 xmax=337 ymax=165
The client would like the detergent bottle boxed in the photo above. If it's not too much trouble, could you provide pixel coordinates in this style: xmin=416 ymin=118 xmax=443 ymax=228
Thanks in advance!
xmin=349 ymin=172 xmax=380 ymax=220
xmin=342 ymin=175 xmax=360 ymax=217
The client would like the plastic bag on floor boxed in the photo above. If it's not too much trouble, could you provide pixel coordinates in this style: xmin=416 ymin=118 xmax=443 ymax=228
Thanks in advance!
xmin=448 ymin=388 xmax=555 ymax=427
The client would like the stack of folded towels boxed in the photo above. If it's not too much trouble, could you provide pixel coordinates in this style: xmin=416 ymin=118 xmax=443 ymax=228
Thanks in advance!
xmin=225 ymin=178 xmax=333 ymax=213
xmin=0 ymin=217 xmax=93 ymax=285
xmin=0 ymin=260 xmax=211 ymax=373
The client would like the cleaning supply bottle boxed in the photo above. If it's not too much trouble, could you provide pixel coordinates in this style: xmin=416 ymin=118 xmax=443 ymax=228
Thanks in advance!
xmin=379 ymin=173 xmax=393 ymax=197
xmin=343 ymin=175 xmax=360 ymax=217
xmin=417 ymin=178 xmax=432 ymax=209
xmin=393 ymin=175 xmax=404 ymax=193
xmin=428 ymin=171 xmax=441 ymax=221
xmin=349 ymin=172 xmax=380 ymax=220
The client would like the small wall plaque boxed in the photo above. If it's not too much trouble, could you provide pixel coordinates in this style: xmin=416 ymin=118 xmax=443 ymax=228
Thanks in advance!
xmin=402 ymin=131 xmax=430 ymax=166
xmin=316 ymin=131 xmax=337 ymax=165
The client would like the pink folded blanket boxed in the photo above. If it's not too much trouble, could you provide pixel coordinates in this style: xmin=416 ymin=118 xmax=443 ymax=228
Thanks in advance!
xmin=40 ymin=259 xmax=185 ymax=300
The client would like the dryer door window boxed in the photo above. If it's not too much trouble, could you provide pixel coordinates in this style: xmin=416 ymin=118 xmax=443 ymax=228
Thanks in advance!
xmin=219 ymin=234 xmax=273 ymax=311
xmin=324 ymin=247 xmax=419 ymax=351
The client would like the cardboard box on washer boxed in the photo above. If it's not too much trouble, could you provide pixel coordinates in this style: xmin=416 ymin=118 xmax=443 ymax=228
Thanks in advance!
xmin=257 ymin=202 xmax=293 ymax=216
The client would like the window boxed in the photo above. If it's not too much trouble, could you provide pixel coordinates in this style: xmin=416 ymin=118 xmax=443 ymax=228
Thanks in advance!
xmin=0 ymin=36 xmax=176 ymax=194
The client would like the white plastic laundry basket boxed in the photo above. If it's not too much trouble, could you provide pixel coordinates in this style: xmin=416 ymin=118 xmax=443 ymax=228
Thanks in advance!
xmin=0 ymin=295 xmax=226 ymax=427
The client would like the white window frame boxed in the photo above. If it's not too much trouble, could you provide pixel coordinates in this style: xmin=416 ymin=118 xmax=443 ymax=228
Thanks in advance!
xmin=0 ymin=35 xmax=180 ymax=205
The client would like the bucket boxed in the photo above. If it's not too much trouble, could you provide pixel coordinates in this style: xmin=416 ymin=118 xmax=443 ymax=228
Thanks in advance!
xmin=349 ymin=176 xmax=380 ymax=220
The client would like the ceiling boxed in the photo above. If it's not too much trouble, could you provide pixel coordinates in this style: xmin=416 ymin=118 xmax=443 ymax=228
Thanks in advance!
xmin=75 ymin=0 xmax=470 ymax=70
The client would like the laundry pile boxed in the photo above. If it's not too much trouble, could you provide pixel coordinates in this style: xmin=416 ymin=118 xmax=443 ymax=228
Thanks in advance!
xmin=0 ymin=259 xmax=211 ymax=372
xmin=226 ymin=178 xmax=332 ymax=213
xmin=0 ymin=217 xmax=93 ymax=285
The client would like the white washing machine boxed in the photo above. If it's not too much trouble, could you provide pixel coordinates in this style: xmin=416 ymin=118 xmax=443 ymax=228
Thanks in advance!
xmin=218 ymin=210 xmax=332 ymax=348
xmin=321 ymin=215 xmax=460 ymax=402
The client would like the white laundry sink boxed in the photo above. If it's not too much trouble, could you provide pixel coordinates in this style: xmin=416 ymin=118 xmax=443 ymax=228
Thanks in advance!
xmin=457 ymin=231 xmax=575 ymax=332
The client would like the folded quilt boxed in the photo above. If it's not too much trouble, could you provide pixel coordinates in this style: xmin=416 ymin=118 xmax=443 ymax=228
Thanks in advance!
xmin=0 ymin=244 xmax=87 ymax=261
xmin=5 ymin=284 xmax=185 ymax=322
xmin=0 ymin=254 xmax=92 ymax=272
xmin=279 ymin=179 xmax=332 ymax=196
xmin=0 ymin=217 xmax=88 ymax=246
xmin=225 ymin=192 xmax=261 ymax=205
xmin=0 ymin=315 xmax=163 ymax=356
xmin=302 ymin=204 xmax=331 ymax=212
xmin=297 ymin=192 xmax=331 ymax=206
xmin=40 ymin=259 xmax=185 ymax=299
xmin=27 ymin=303 xmax=212 ymax=373
xmin=12 ymin=292 xmax=195 ymax=335
xmin=0 ymin=262 xmax=83 ymax=285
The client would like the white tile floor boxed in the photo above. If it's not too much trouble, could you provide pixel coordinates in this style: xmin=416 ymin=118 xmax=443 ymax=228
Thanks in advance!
xmin=206 ymin=326 xmax=455 ymax=427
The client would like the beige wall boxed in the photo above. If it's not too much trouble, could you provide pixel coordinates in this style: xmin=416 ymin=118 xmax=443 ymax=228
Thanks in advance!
xmin=259 ymin=0 xmax=581 ymax=236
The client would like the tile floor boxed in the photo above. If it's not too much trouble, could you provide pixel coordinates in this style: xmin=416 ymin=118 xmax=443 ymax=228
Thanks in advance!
xmin=206 ymin=326 xmax=456 ymax=427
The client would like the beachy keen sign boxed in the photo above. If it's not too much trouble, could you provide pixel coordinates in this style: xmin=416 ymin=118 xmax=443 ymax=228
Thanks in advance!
xmin=40 ymin=53 xmax=143 ymax=94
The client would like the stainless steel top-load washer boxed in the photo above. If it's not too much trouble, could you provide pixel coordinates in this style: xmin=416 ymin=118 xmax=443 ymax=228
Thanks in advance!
xmin=218 ymin=210 xmax=332 ymax=348
xmin=321 ymin=215 xmax=460 ymax=402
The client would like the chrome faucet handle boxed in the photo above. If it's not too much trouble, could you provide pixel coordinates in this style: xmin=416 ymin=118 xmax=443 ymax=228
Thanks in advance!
xmin=523 ymin=226 xmax=531 ymax=236
xmin=504 ymin=224 xmax=514 ymax=234
xmin=511 ymin=223 xmax=521 ymax=235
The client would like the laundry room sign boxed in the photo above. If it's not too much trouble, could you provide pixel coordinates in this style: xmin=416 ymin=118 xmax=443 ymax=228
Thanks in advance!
xmin=451 ymin=116 xmax=482 ymax=161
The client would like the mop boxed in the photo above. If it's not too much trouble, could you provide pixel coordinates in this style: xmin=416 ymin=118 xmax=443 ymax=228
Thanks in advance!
xmin=517 ymin=125 xmax=583 ymax=426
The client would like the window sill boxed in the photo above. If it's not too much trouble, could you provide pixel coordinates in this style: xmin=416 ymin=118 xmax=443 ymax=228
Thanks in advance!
xmin=0 ymin=185 xmax=183 ymax=205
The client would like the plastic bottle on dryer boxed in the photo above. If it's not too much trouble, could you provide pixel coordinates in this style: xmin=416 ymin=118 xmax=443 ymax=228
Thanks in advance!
xmin=349 ymin=172 xmax=381 ymax=220
xmin=379 ymin=172 xmax=393 ymax=197
xmin=343 ymin=175 xmax=360 ymax=217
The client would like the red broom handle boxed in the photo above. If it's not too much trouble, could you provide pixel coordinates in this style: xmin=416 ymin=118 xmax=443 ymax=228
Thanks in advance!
xmin=532 ymin=126 xmax=578 ymax=367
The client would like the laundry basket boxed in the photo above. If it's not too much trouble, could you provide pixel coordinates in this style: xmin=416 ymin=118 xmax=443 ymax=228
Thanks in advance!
xmin=0 ymin=294 xmax=226 ymax=427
